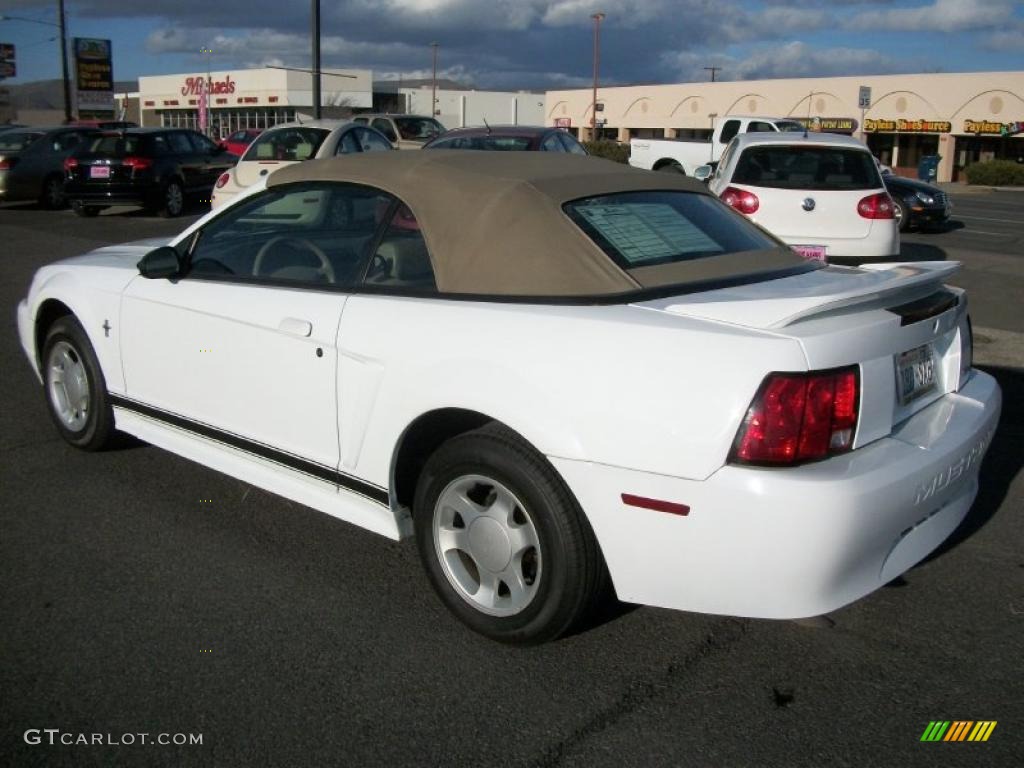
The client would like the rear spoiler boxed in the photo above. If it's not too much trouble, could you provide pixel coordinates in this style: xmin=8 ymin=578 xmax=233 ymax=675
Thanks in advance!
xmin=768 ymin=261 xmax=961 ymax=328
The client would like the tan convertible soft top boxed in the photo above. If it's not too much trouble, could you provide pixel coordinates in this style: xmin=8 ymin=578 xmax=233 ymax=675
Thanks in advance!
xmin=267 ymin=151 xmax=803 ymax=297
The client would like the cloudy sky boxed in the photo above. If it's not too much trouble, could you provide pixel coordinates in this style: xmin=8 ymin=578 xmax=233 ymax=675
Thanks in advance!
xmin=1 ymin=0 xmax=1022 ymax=89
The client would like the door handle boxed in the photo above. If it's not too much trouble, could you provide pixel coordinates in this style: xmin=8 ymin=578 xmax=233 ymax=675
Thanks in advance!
xmin=278 ymin=317 xmax=312 ymax=337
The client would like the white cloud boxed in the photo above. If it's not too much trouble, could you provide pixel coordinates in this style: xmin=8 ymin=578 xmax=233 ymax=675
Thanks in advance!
xmin=755 ymin=6 xmax=829 ymax=32
xmin=847 ymin=0 xmax=1013 ymax=32
xmin=983 ymin=26 xmax=1024 ymax=51
xmin=662 ymin=41 xmax=899 ymax=82
xmin=146 ymin=27 xmax=419 ymax=63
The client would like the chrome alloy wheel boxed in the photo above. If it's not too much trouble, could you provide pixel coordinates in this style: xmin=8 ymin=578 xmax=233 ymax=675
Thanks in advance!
xmin=433 ymin=474 xmax=542 ymax=617
xmin=46 ymin=340 xmax=90 ymax=432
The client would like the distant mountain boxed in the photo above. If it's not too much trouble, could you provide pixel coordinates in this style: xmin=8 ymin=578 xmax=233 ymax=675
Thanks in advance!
xmin=3 ymin=78 xmax=138 ymax=110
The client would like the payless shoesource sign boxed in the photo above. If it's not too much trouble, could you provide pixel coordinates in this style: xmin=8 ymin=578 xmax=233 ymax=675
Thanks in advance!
xmin=963 ymin=120 xmax=1023 ymax=136
xmin=864 ymin=118 xmax=952 ymax=133
xmin=74 ymin=37 xmax=113 ymax=112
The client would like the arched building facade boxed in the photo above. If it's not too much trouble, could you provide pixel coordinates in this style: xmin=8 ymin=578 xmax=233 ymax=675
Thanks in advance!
xmin=546 ymin=71 xmax=1024 ymax=182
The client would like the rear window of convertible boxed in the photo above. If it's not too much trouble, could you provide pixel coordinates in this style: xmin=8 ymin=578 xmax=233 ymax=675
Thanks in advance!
xmin=564 ymin=191 xmax=778 ymax=268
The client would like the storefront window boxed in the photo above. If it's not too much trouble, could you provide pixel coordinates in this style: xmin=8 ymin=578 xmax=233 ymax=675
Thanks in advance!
xmin=158 ymin=108 xmax=297 ymax=133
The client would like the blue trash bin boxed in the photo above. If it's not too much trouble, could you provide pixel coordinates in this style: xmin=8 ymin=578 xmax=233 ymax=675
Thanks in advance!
xmin=918 ymin=155 xmax=941 ymax=182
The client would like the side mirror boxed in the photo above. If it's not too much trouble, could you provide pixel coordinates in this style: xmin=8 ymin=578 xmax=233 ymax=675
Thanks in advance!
xmin=694 ymin=165 xmax=713 ymax=182
xmin=138 ymin=246 xmax=182 ymax=280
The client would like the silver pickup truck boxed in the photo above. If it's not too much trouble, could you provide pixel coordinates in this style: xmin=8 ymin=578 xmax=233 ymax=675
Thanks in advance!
xmin=628 ymin=116 xmax=804 ymax=176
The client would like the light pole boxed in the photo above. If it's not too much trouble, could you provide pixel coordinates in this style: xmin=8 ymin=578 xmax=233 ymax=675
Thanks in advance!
xmin=708 ymin=113 xmax=718 ymax=161
xmin=1 ymin=4 xmax=73 ymax=122
xmin=430 ymin=42 xmax=439 ymax=118
xmin=311 ymin=0 xmax=321 ymax=119
xmin=198 ymin=47 xmax=213 ymax=136
xmin=590 ymin=12 xmax=604 ymax=141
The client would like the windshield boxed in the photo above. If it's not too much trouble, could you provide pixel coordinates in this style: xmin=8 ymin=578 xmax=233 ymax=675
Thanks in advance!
xmin=394 ymin=117 xmax=444 ymax=141
xmin=430 ymin=135 xmax=533 ymax=151
xmin=564 ymin=191 xmax=782 ymax=269
xmin=0 ymin=131 xmax=44 ymax=152
xmin=733 ymin=145 xmax=883 ymax=191
xmin=243 ymin=127 xmax=330 ymax=162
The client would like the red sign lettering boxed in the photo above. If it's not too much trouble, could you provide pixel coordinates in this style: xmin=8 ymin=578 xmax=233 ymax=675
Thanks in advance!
xmin=180 ymin=74 xmax=235 ymax=97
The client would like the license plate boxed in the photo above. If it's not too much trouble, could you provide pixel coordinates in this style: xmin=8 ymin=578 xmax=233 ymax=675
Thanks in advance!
xmin=792 ymin=245 xmax=827 ymax=262
xmin=89 ymin=165 xmax=110 ymax=179
xmin=896 ymin=344 xmax=937 ymax=405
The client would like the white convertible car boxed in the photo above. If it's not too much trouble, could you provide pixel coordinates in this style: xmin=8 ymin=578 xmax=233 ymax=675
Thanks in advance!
xmin=17 ymin=152 xmax=1001 ymax=644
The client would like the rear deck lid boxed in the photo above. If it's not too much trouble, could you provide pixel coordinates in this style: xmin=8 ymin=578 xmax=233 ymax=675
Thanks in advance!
xmin=639 ymin=261 xmax=961 ymax=330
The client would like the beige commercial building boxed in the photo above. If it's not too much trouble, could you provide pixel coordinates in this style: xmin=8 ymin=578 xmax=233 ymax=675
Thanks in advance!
xmin=136 ymin=67 xmax=373 ymax=137
xmin=547 ymin=71 xmax=1024 ymax=182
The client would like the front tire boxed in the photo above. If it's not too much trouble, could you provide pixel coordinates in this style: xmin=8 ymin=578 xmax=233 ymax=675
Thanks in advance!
xmin=894 ymin=198 xmax=911 ymax=232
xmin=42 ymin=317 xmax=115 ymax=451
xmin=414 ymin=423 xmax=605 ymax=644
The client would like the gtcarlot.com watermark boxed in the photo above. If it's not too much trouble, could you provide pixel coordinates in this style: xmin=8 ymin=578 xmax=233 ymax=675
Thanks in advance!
xmin=24 ymin=729 xmax=203 ymax=747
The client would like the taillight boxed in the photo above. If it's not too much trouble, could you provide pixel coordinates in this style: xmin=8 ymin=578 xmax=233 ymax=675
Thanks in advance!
xmin=857 ymin=192 xmax=895 ymax=219
xmin=63 ymin=157 xmax=78 ymax=171
xmin=730 ymin=367 xmax=860 ymax=465
xmin=123 ymin=156 xmax=153 ymax=170
xmin=720 ymin=186 xmax=759 ymax=214
xmin=215 ymin=172 xmax=230 ymax=189
xmin=0 ymin=156 xmax=17 ymax=170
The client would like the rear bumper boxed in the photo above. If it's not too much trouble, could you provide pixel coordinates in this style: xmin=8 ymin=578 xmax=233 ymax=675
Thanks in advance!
xmin=779 ymin=222 xmax=901 ymax=263
xmin=65 ymin=182 xmax=158 ymax=207
xmin=552 ymin=369 xmax=1001 ymax=619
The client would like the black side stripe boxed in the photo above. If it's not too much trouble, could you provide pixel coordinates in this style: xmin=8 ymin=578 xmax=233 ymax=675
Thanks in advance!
xmin=109 ymin=394 xmax=390 ymax=506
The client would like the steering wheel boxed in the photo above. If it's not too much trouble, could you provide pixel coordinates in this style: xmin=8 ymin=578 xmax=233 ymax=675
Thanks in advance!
xmin=253 ymin=236 xmax=335 ymax=283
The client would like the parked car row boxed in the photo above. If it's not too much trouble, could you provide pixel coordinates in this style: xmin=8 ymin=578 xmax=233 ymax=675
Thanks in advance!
xmin=3 ymin=116 xmax=585 ymax=218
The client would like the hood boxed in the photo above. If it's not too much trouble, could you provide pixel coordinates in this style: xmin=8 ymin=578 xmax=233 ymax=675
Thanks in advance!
xmin=884 ymin=176 xmax=941 ymax=195
xmin=635 ymin=261 xmax=961 ymax=330
xmin=56 ymin=237 xmax=171 ymax=270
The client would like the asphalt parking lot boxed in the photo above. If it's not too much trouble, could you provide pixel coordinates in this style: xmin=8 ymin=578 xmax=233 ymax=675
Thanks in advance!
xmin=1 ymin=191 xmax=1022 ymax=767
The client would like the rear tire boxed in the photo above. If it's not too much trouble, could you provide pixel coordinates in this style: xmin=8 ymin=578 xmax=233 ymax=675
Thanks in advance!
xmin=657 ymin=161 xmax=685 ymax=174
xmin=157 ymin=180 xmax=185 ymax=218
xmin=413 ymin=422 xmax=605 ymax=645
xmin=41 ymin=316 xmax=115 ymax=451
xmin=40 ymin=175 xmax=66 ymax=209
xmin=71 ymin=201 xmax=101 ymax=217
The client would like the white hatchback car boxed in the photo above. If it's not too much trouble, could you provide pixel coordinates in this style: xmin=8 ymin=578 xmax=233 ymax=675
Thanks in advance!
xmin=210 ymin=120 xmax=392 ymax=210
xmin=707 ymin=132 xmax=899 ymax=263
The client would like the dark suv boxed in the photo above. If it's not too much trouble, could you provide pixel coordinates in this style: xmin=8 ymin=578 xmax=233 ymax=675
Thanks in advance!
xmin=64 ymin=128 xmax=235 ymax=217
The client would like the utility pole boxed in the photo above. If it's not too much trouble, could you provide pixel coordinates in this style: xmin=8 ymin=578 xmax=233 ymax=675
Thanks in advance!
xmin=430 ymin=42 xmax=439 ymax=117
xmin=703 ymin=66 xmax=720 ymax=83
xmin=58 ymin=0 xmax=72 ymax=122
xmin=591 ymin=12 xmax=604 ymax=140
xmin=311 ymin=0 xmax=321 ymax=119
